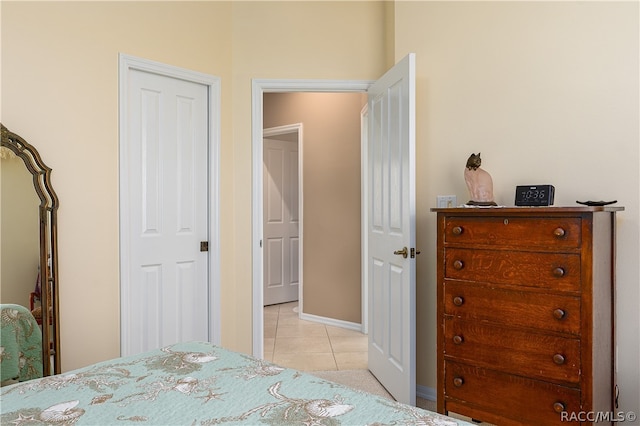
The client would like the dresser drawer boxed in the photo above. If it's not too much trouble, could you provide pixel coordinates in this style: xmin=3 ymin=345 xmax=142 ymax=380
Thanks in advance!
xmin=444 ymin=318 xmax=580 ymax=384
xmin=444 ymin=248 xmax=581 ymax=292
xmin=444 ymin=282 xmax=581 ymax=335
xmin=444 ymin=361 xmax=581 ymax=425
xmin=444 ymin=216 xmax=582 ymax=249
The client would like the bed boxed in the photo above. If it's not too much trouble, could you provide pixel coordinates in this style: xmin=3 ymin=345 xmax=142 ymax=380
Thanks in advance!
xmin=1 ymin=341 xmax=471 ymax=425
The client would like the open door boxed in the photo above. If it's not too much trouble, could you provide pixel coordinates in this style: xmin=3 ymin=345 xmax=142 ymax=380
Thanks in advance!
xmin=366 ymin=53 xmax=416 ymax=405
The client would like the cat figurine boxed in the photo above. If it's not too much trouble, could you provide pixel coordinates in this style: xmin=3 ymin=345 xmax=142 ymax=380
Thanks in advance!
xmin=464 ymin=153 xmax=497 ymax=206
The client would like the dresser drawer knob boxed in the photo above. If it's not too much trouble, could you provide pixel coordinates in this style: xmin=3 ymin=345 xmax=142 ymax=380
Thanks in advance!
xmin=553 ymin=227 xmax=566 ymax=238
xmin=453 ymin=335 xmax=464 ymax=345
xmin=553 ymin=267 xmax=566 ymax=277
xmin=453 ymin=377 xmax=464 ymax=387
xmin=553 ymin=309 xmax=566 ymax=320
xmin=453 ymin=260 xmax=464 ymax=270
xmin=452 ymin=226 xmax=464 ymax=235
xmin=453 ymin=296 xmax=464 ymax=306
xmin=553 ymin=354 xmax=566 ymax=365
xmin=553 ymin=402 xmax=566 ymax=413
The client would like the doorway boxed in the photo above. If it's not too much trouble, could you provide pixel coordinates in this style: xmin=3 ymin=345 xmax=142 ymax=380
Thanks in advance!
xmin=262 ymin=93 xmax=366 ymax=329
xmin=261 ymin=96 xmax=368 ymax=372
xmin=253 ymin=81 xmax=372 ymax=359
xmin=253 ymin=54 xmax=416 ymax=405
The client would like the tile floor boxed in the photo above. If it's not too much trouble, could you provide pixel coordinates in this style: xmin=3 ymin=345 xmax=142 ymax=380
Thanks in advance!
xmin=263 ymin=301 xmax=368 ymax=371
xmin=263 ymin=301 xmax=488 ymax=423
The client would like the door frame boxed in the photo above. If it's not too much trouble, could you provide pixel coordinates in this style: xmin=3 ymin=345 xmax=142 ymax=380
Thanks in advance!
xmin=118 ymin=54 xmax=222 ymax=355
xmin=263 ymin=123 xmax=303 ymax=308
xmin=251 ymin=79 xmax=372 ymax=358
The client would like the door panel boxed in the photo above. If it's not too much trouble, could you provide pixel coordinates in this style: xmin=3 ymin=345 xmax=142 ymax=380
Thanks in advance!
xmin=367 ymin=53 xmax=416 ymax=405
xmin=263 ymin=137 xmax=299 ymax=306
xmin=123 ymin=69 xmax=209 ymax=356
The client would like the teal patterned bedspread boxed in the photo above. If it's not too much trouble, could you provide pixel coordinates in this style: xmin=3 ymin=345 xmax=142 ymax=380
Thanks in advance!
xmin=1 ymin=341 xmax=471 ymax=425
xmin=0 ymin=304 xmax=43 ymax=383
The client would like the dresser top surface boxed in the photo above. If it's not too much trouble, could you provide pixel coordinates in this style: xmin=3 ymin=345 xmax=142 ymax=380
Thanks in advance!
xmin=431 ymin=205 xmax=624 ymax=214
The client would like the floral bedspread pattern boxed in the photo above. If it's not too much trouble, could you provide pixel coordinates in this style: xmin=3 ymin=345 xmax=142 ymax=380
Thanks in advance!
xmin=0 ymin=304 xmax=43 ymax=383
xmin=1 ymin=341 xmax=471 ymax=425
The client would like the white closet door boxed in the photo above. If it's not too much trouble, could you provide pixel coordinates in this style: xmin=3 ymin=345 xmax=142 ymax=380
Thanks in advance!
xmin=122 ymin=67 xmax=209 ymax=356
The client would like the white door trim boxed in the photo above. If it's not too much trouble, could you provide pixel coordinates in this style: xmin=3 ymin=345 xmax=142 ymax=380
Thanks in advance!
xmin=118 ymin=54 xmax=221 ymax=355
xmin=263 ymin=123 xmax=303 ymax=308
xmin=251 ymin=79 xmax=372 ymax=358
xmin=360 ymin=103 xmax=369 ymax=336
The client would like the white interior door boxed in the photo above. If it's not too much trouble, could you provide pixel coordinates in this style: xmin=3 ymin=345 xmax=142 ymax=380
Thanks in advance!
xmin=121 ymin=62 xmax=211 ymax=357
xmin=263 ymin=136 xmax=300 ymax=306
xmin=367 ymin=53 xmax=416 ymax=405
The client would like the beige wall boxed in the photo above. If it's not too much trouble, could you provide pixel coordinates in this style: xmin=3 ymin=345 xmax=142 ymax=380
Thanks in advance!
xmin=1 ymin=157 xmax=40 ymax=305
xmin=228 ymin=1 xmax=388 ymax=349
xmin=1 ymin=0 xmax=638 ymax=415
xmin=0 ymin=0 xmax=386 ymax=366
xmin=264 ymin=92 xmax=365 ymax=324
xmin=1 ymin=1 xmax=234 ymax=370
xmin=394 ymin=0 xmax=639 ymax=414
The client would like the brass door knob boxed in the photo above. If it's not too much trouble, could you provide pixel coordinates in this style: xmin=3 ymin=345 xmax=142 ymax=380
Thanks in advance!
xmin=393 ymin=247 xmax=408 ymax=258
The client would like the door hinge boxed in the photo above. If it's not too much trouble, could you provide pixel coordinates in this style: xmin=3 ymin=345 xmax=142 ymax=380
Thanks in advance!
xmin=200 ymin=241 xmax=209 ymax=252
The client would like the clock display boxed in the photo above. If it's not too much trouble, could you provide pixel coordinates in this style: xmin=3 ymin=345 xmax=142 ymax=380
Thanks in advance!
xmin=514 ymin=185 xmax=555 ymax=206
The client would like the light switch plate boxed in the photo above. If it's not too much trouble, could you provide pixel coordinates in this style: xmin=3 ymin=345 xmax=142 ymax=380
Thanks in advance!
xmin=437 ymin=195 xmax=457 ymax=208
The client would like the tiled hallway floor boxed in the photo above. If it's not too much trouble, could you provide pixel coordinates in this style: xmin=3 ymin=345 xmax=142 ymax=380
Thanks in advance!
xmin=263 ymin=301 xmax=368 ymax=371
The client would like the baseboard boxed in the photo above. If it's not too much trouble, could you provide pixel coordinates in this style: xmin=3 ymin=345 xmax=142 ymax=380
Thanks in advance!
xmin=417 ymin=384 xmax=436 ymax=401
xmin=298 ymin=312 xmax=363 ymax=332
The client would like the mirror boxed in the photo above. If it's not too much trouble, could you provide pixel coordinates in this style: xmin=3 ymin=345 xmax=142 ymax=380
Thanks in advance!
xmin=1 ymin=123 xmax=60 ymax=376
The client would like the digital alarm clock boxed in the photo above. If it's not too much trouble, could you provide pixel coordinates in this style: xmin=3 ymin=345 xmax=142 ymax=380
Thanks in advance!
xmin=514 ymin=185 xmax=555 ymax=206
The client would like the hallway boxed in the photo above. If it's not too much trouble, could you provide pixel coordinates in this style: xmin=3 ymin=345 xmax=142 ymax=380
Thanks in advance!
xmin=263 ymin=301 xmax=367 ymax=371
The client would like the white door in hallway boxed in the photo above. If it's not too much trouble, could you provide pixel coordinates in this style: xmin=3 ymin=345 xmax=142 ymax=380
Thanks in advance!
xmin=121 ymin=63 xmax=210 ymax=356
xmin=367 ymin=53 xmax=416 ymax=406
xmin=263 ymin=136 xmax=299 ymax=306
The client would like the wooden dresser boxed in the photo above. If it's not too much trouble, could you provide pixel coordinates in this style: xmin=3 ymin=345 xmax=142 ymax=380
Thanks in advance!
xmin=431 ymin=206 xmax=622 ymax=425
